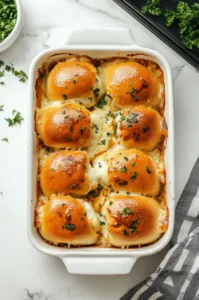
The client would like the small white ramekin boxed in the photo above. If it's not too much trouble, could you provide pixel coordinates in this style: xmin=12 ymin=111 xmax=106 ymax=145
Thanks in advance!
xmin=0 ymin=0 xmax=23 ymax=53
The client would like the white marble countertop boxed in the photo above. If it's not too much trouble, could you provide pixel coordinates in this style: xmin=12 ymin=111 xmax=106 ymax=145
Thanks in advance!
xmin=0 ymin=0 xmax=199 ymax=299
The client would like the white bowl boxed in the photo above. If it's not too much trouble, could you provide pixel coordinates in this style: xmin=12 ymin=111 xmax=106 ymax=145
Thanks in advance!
xmin=0 ymin=0 xmax=23 ymax=53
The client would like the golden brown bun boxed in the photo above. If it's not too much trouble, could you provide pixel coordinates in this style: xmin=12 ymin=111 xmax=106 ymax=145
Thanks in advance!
xmin=46 ymin=61 xmax=96 ymax=101
xmin=40 ymin=151 xmax=90 ymax=197
xmin=117 ymin=106 xmax=162 ymax=150
xmin=106 ymin=61 xmax=161 ymax=108
xmin=38 ymin=103 xmax=91 ymax=148
xmin=105 ymin=195 xmax=166 ymax=247
xmin=108 ymin=149 xmax=160 ymax=196
xmin=37 ymin=195 xmax=100 ymax=245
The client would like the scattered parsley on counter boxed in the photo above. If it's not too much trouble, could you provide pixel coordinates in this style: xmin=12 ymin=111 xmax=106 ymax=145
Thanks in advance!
xmin=1 ymin=137 xmax=8 ymax=142
xmin=142 ymin=0 xmax=162 ymax=16
xmin=0 ymin=105 xmax=4 ymax=111
xmin=0 ymin=0 xmax=17 ymax=43
xmin=5 ymin=64 xmax=28 ymax=82
xmin=5 ymin=110 xmax=24 ymax=126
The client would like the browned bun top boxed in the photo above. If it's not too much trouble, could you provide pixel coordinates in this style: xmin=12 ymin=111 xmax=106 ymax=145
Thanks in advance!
xmin=106 ymin=61 xmax=161 ymax=108
xmin=38 ymin=103 xmax=91 ymax=148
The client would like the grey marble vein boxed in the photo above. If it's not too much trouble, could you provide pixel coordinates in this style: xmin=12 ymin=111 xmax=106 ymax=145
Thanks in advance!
xmin=24 ymin=289 xmax=51 ymax=300
xmin=172 ymin=65 xmax=185 ymax=82
xmin=75 ymin=0 xmax=125 ymax=23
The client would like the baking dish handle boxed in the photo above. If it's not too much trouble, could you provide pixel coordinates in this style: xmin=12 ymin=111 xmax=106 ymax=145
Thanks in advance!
xmin=65 ymin=27 xmax=136 ymax=46
xmin=61 ymin=256 xmax=137 ymax=275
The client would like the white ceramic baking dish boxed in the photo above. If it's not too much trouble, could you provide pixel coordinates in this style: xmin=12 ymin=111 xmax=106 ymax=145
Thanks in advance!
xmin=27 ymin=27 xmax=175 ymax=275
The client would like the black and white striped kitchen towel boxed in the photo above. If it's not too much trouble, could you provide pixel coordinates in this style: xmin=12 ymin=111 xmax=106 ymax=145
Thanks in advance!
xmin=121 ymin=157 xmax=199 ymax=300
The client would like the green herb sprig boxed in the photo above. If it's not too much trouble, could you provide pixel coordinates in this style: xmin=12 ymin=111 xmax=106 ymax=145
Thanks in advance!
xmin=165 ymin=2 xmax=199 ymax=49
xmin=142 ymin=0 xmax=162 ymax=16
xmin=5 ymin=110 xmax=24 ymax=126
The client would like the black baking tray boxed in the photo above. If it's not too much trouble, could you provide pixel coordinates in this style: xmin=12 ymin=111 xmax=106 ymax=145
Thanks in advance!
xmin=113 ymin=0 xmax=199 ymax=70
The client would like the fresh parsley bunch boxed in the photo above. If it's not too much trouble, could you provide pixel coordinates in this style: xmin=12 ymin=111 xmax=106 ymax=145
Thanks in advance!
xmin=141 ymin=0 xmax=162 ymax=16
xmin=165 ymin=2 xmax=199 ymax=49
xmin=141 ymin=0 xmax=199 ymax=50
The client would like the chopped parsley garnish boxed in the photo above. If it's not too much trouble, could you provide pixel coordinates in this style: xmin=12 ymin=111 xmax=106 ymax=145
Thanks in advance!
xmin=73 ymin=79 xmax=77 ymax=84
xmin=109 ymin=201 xmax=113 ymax=205
xmin=123 ymin=207 xmax=134 ymax=217
xmin=1 ymin=137 xmax=8 ymax=142
xmin=90 ymin=184 xmax=103 ymax=198
xmin=132 ymin=162 xmax=136 ymax=167
xmin=119 ymin=180 xmax=128 ymax=186
xmin=131 ymin=172 xmax=138 ymax=181
xmin=94 ymin=88 xmax=100 ymax=97
xmin=122 ymin=228 xmax=129 ymax=236
xmin=97 ymin=184 xmax=103 ymax=191
xmin=64 ymin=115 xmax=69 ymax=119
xmin=63 ymin=94 xmax=67 ymax=100
xmin=146 ymin=166 xmax=152 ymax=174
xmin=62 ymin=203 xmax=65 ymax=206
xmin=129 ymin=219 xmax=140 ymax=233
xmin=70 ymin=183 xmax=77 ymax=189
xmin=100 ymin=221 xmax=105 ymax=226
xmin=121 ymin=112 xmax=139 ymax=126
xmin=141 ymin=0 xmax=162 ymax=16
xmin=0 ymin=81 xmax=4 ymax=85
xmin=0 ymin=61 xmax=4 ymax=68
xmin=97 ymin=94 xmax=107 ymax=108
xmin=126 ymin=80 xmax=148 ymax=100
xmin=62 ymin=223 xmax=76 ymax=231
xmin=80 ymin=126 xmax=86 ymax=135
xmin=107 ymin=132 xmax=112 ymax=137
xmin=120 ymin=166 xmax=127 ymax=173
xmin=0 ymin=70 xmax=4 ymax=77
xmin=99 ymin=139 xmax=106 ymax=145
xmin=0 ymin=0 xmax=17 ymax=43
xmin=5 ymin=110 xmax=24 ymax=126
xmin=0 ymin=105 xmax=4 ymax=111
xmin=135 ymin=134 xmax=140 ymax=142
xmin=142 ymin=127 xmax=149 ymax=134
xmin=66 ymin=137 xmax=72 ymax=142
xmin=124 ymin=156 xmax=128 ymax=161
xmin=92 ymin=124 xmax=99 ymax=133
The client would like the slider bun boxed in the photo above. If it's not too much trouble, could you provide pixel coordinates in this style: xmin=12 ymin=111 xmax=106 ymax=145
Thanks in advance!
xmin=108 ymin=149 xmax=160 ymax=196
xmin=46 ymin=61 xmax=97 ymax=102
xmin=40 ymin=150 xmax=95 ymax=197
xmin=117 ymin=106 xmax=162 ymax=150
xmin=105 ymin=195 xmax=166 ymax=247
xmin=106 ymin=61 xmax=161 ymax=108
xmin=37 ymin=194 xmax=100 ymax=245
xmin=37 ymin=103 xmax=91 ymax=148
